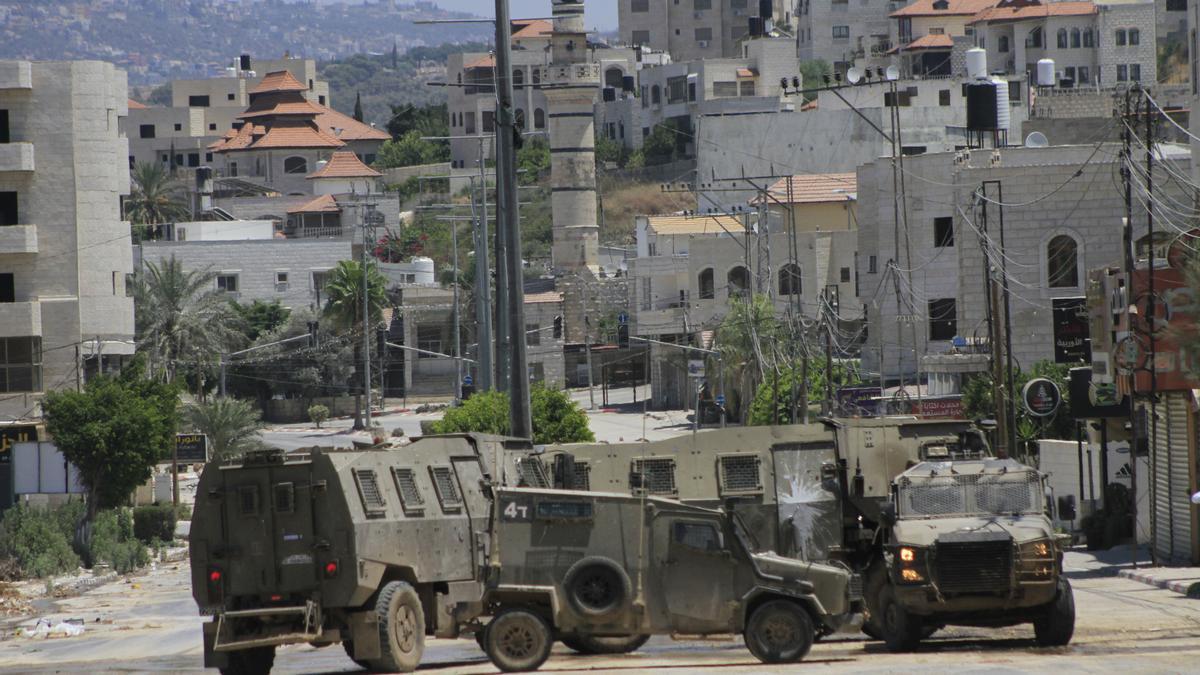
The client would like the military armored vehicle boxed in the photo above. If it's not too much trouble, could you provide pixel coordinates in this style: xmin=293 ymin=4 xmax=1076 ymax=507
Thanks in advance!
xmin=189 ymin=434 xmax=515 ymax=674
xmin=476 ymin=486 xmax=862 ymax=671
xmin=870 ymin=458 xmax=1074 ymax=651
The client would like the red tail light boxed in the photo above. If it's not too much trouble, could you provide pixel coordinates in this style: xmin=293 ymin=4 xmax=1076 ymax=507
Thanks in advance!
xmin=324 ymin=560 xmax=339 ymax=578
xmin=207 ymin=566 xmax=224 ymax=602
xmin=209 ymin=569 xmax=222 ymax=583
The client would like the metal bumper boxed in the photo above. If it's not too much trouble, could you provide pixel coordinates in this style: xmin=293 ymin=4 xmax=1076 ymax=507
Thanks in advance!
xmin=212 ymin=600 xmax=323 ymax=651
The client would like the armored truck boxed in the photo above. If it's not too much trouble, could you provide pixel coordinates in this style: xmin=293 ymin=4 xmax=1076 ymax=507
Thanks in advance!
xmin=189 ymin=435 xmax=514 ymax=674
xmin=476 ymin=486 xmax=862 ymax=671
xmin=870 ymin=458 xmax=1074 ymax=651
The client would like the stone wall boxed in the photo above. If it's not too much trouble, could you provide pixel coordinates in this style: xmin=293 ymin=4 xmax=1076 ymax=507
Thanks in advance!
xmin=558 ymin=275 xmax=630 ymax=344
xmin=262 ymin=395 xmax=359 ymax=423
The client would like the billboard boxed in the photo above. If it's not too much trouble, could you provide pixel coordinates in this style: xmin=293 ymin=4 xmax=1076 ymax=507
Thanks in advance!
xmin=174 ymin=434 xmax=209 ymax=463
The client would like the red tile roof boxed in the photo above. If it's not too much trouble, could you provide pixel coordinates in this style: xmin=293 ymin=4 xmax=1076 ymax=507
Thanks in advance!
xmin=512 ymin=19 xmax=553 ymax=40
xmin=127 ymin=98 xmax=147 ymax=109
xmin=891 ymin=0 xmax=998 ymax=17
xmin=250 ymin=70 xmax=309 ymax=94
xmin=238 ymin=99 xmax=326 ymax=119
xmin=736 ymin=67 xmax=758 ymax=78
xmin=288 ymin=194 xmax=340 ymax=214
xmin=970 ymin=0 xmax=1096 ymax=23
xmin=465 ymin=54 xmax=496 ymax=70
xmin=307 ymin=151 xmax=382 ymax=179
xmin=316 ymin=107 xmax=391 ymax=142
xmin=900 ymin=34 xmax=956 ymax=51
xmin=760 ymin=173 xmax=858 ymax=205
xmin=252 ymin=121 xmax=345 ymax=150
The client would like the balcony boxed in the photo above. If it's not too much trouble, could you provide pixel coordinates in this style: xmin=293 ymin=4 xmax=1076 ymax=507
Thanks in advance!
xmin=0 ymin=301 xmax=42 ymax=338
xmin=0 ymin=143 xmax=34 ymax=172
xmin=0 ymin=61 xmax=32 ymax=90
xmin=0 ymin=224 xmax=37 ymax=254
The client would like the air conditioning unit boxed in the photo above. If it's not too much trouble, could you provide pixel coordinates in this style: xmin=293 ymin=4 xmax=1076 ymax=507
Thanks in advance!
xmin=698 ymin=40 xmax=710 ymax=48
xmin=694 ymin=11 xmax=705 ymax=19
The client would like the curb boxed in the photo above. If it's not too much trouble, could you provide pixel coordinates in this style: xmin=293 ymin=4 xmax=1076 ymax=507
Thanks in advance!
xmin=1117 ymin=569 xmax=1197 ymax=596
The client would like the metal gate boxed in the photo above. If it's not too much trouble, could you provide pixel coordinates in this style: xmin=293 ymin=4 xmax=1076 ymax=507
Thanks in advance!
xmin=1151 ymin=393 xmax=1193 ymax=565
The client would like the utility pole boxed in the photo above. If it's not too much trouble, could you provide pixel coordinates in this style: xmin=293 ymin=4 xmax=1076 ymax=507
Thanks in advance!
xmin=450 ymin=217 xmax=463 ymax=401
xmin=475 ymin=142 xmax=494 ymax=391
xmin=1145 ymin=91 xmax=1158 ymax=563
xmin=494 ymin=0 xmax=532 ymax=438
xmin=1121 ymin=87 xmax=1140 ymax=567
xmin=980 ymin=189 xmax=1009 ymax=458
xmin=583 ymin=279 xmax=595 ymax=409
xmin=361 ymin=200 xmax=379 ymax=431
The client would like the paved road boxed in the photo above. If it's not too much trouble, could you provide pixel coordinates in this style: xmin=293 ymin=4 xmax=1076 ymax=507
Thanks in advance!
xmin=4 ymin=551 xmax=1199 ymax=673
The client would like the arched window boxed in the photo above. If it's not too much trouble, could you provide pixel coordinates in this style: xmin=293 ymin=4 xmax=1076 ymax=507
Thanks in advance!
xmin=1047 ymin=235 xmax=1079 ymax=288
xmin=1056 ymin=28 xmax=1068 ymax=49
xmin=1083 ymin=29 xmax=1094 ymax=47
xmin=698 ymin=268 xmax=715 ymax=299
xmin=1129 ymin=28 xmax=1140 ymax=46
xmin=283 ymin=156 xmax=308 ymax=174
xmin=513 ymin=68 xmax=524 ymax=86
xmin=651 ymin=84 xmax=661 ymax=104
xmin=1027 ymin=27 xmax=1043 ymax=48
xmin=999 ymin=35 xmax=1010 ymax=53
xmin=515 ymin=108 xmax=526 ymax=130
xmin=532 ymin=68 xmax=541 ymax=84
xmin=727 ymin=266 xmax=750 ymax=298
xmin=605 ymin=66 xmax=624 ymax=89
xmin=1070 ymin=28 xmax=1081 ymax=48
xmin=533 ymin=108 xmax=545 ymax=129
xmin=778 ymin=264 xmax=801 ymax=296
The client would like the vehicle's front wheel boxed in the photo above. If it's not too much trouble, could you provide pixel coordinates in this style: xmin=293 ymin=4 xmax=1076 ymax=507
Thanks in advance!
xmin=485 ymin=608 xmax=554 ymax=672
xmin=370 ymin=581 xmax=425 ymax=673
xmin=560 ymin=633 xmax=650 ymax=654
xmin=744 ymin=599 xmax=815 ymax=664
xmin=219 ymin=645 xmax=275 ymax=675
xmin=879 ymin=585 xmax=924 ymax=652
xmin=1033 ymin=578 xmax=1075 ymax=647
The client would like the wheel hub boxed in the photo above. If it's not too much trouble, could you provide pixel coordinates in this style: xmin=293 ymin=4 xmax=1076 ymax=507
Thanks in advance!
xmin=761 ymin=615 xmax=799 ymax=648
xmin=396 ymin=605 xmax=417 ymax=652
xmin=498 ymin=622 xmax=537 ymax=658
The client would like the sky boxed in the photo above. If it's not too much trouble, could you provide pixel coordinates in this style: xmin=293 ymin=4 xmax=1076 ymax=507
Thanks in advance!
xmin=430 ymin=1 xmax=618 ymax=32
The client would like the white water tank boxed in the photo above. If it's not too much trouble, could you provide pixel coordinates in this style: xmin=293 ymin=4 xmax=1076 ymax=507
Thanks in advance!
xmin=1037 ymin=58 xmax=1056 ymax=86
xmin=966 ymin=48 xmax=987 ymax=80
xmin=410 ymin=256 xmax=435 ymax=285
xmin=993 ymin=79 xmax=1011 ymax=130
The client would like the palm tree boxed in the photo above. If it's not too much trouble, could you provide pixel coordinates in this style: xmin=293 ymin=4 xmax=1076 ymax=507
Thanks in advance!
xmin=321 ymin=260 xmax=389 ymax=428
xmin=712 ymin=294 xmax=782 ymax=424
xmin=185 ymin=397 xmax=266 ymax=460
xmin=126 ymin=162 xmax=189 ymax=229
xmin=135 ymin=256 xmax=245 ymax=388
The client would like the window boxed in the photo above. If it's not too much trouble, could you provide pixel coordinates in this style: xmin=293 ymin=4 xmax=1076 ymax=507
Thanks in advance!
xmin=778 ymin=263 xmax=801 ymax=296
xmin=526 ymin=322 xmax=541 ymax=346
xmin=513 ymin=68 xmax=524 ymax=86
xmin=868 ymin=255 xmax=878 ymax=274
xmin=1115 ymin=29 xmax=1126 ymax=46
xmin=632 ymin=0 xmax=649 ymax=10
xmin=695 ymin=27 xmax=713 ymax=42
xmin=208 ymin=123 xmax=217 ymax=131
xmin=1083 ymin=29 xmax=1094 ymax=47
xmin=187 ymin=152 xmax=200 ymax=167
xmin=0 ymin=191 xmax=16 ymax=225
xmin=939 ymin=89 xmax=951 ymax=106
xmin=353 ymin=469 xmax=387 ymax=514
xmin=188 ymin=95 xmax=210 ymax=107
xmin=651 ymin=84 xmax=661 ymax=105
xmin=1117 ymin=64 xmax=1129 ymax=81
xmin=174 ymin=123 xmax=182 ymax=131
xmin=694 ymin=0 xmax=711 ymax=9
xmin=529 ymin=361 xmax=545 ymax=382
xmin=238 ymin=485 xmax=259 ymax=516
xmin=739 ymin=80 xmax=755 ymax=96
xmin=429 ymin=466 xmax=463 ymax=512
xmin=667 ymin=76 xmax=688 ymax=103
xmin=516 ymin=457 xmax=550 ymax=487
xmin=283 ymin=156 xmax=308 ymax=174
xmin=1079 ymin=66 xmax=1090 ymax=84
xmin=1047 ymin=235 xmax=1079 ymax=288
xmin=727 ymin=266 xmax=750 ymax=298
xmin=275 ymin=271 xmax=289 ymax=291
xmin=1057 ymin=28 xmax=1068 ymax=49
xmin=688 ymin=81 xmax=696 ymax=101
xmin=417 ymin=325 xmax=442 ymax=357
xmin=934 ymin=217 xmax=954 ymax=247
xmin=840 ymin=267 xmax=851 ymax=283
xmin=0 ymin=273 xmax=13 ymax=302
xmin=833 ymin=25 xmax=850 ymax=39
xmin=1064 ymin=66 xmax=1076 ymax=83
xmin=699 ymin=268 xmax=715 ymax=299
xmin=534 ymin=108 xmax=545 ymax=129
xmin=928 ymin=299 xmax=957 ymax=341
xmin=999 ymin=36 xmax=1010 ymax=53
xmin=206 ymin=152 xmax=213 ymax=162
xmin=632 ymin=29 xmax=651 ymax=45
xmin=482 ymin=110 xmax=495 ymax=133
xmin=714 ymin=81 xmax=738 ymax=97
xmin=718 ymin=454 xmax=762 ymax=494
xmin=139 ymin=124 xmax=155 ymax=138
xmin=318 ymin=95 xmax=326 ymax=106
xmin=227 ymin=93 xmax=236 ymax=101
xmin=1167 ymin=0 xmax=1186 ymax=8
xmin=1129 ymin=28 xmax=1139 ymax=46
xmin=1130 ymin=63 xmax=1141 ymax=81
xmin=216 ymin=274 xmax=239 ymax=294
xmin=631 ymin=457 xmax=676 ymax=495
xmin=229 ymin=161 xmax=238 ymax=177
xmin=928 ymin=27 xmax=945 ymax=35
xmin=1071 ymin=28 xmax=1081 ymax=48
xmin=464 ymin=111 xmax=476 ymax=134
xmin=392 ymin=467 xmax=425 ymax=516
xmin=1027 ymin=27 xmax=1042 ymax=48
xmin=274 ymin=482 xmax=295 ymax=513
xmin=0 ymin=337 xmax=41 ymax=394
xmin=0 ymin=109 xmax=9 ymax=143
xmin=672 ymin=521 xmax=721 ymax=551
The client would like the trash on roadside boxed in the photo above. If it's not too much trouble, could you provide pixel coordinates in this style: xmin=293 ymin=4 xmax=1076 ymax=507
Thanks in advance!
xmin=16 ymin=618 xmax=86 ymax=638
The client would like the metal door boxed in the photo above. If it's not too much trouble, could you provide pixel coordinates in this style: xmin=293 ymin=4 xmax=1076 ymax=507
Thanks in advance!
xmin=771 ymin=442 xmax=840 ymax=561
xmin=452 ymin=457 xmax=489 ymax=571
xmin=652 ymin=515 xmax=737 ymax=633
xmin=223 ymin=470 xmax=276 ymax=596
xmin=269 ymin=462 xmax=318 ymax=593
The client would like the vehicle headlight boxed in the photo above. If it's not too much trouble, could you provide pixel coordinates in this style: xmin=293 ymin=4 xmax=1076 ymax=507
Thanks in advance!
xmin=1018 ymin=539 xmax=1055 ymax=578
xmin=900 ymin=568 xmax=924 ymax=583
xmin=894 ymin=546 xmax=927 ymax=584
xmin=899 ymin=546 xmax=916 ymax=563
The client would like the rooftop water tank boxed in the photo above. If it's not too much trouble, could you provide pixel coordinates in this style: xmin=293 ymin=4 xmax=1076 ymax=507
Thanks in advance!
xmin=966 ymin=82 xmax=999 ymax=130
xmin=994 ymin=78 xmax=1011 ymax=130
xmin=966 ymin=48 xmax=987 ymax=80
xmin=1037 ymin=59 xmax=1055 ymax=87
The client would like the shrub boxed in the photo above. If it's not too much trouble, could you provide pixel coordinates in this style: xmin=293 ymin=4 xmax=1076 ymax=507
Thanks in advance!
xmin=133 ymin=505 xmax=177 ymax=544
xmin=308 ymin=404 xmax=330 ymax=428
xmin=0 ymin=502 xmax=83 ymax=579
xmin=431 ymin=386 xmax=594 ymax=444
xmin=90 ymin=508 xmax=149 ymax=574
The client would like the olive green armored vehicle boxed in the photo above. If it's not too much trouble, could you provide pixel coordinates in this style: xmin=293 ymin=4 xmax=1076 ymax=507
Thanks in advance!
xmin=870 ymin=458 xmax=1074 ymax=651
xmin=476 ymin=486 xmax=862 ymax=671
xmin=189 ymin=435 xmax=514 ymax=674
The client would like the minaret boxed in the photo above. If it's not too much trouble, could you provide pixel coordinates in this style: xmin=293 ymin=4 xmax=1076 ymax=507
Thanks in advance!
xmin=544 ymin=0 xmax=600 ymax=274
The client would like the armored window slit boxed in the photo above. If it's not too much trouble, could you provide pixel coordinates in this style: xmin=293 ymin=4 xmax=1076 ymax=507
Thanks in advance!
xmin=632 ymin=457 xmax=677 ymax=495
xmin=237 ymin=485 xmax=259 ymax=516
xmin=392 ymin=467 xmax=425 ymax=516
xmin=718 ymin=454 xmax=762 ymax=495
xmin=429 ymin=466 xmax=464 ymax=512
xmin=353 ymin=469 xmax=387 ymax=514
xmin=273 ymin=482 xmax=295 ymax=514
xmin=573 ymin=461 xmax=591 ymax=491
xmin=516 ymin=457 xmax=551 ymax=488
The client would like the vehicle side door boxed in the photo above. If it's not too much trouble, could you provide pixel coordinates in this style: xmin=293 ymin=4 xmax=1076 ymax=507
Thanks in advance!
xmin=652 ymin=513 xmax=738 ymax=633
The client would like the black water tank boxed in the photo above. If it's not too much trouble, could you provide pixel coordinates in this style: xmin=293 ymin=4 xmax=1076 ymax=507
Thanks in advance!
xmin=759 ymin=0 xmax=773 ymax=19
xmin=239 ymin=54 xmax=251 ymax=71
xmin=622 ymin=75 xmax=636 ymax=92
xmin=966 ymin=82 xmax=999 ymax=130
xmin=748 ymin=16 xmax=764 ymax=37
xmin=602 ymin=87 xmax=616 ymax=102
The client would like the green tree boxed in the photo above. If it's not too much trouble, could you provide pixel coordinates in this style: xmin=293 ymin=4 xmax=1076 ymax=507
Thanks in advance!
xmin=641 ymin=124 xmax=678 ymax=165
xmin=42 ymin=361 xmax=180 ymax=522
xmin=146 ymin=83 xmax=172 ymax=106
xmin=517 ymin=137 xmax=551 ymax=185
xmin=308 ymin=404 xmax=330 ymax=429
xmin=386 ymin=103 xmax=449 ymax=140
xmin=712 ymin=294 xmax=781 ymax=423
xmin=747 ymin=357 xmax=853 ymax=426
xmin=321 ymin=260 xmax=389 ymax=428
xmin=226 ymin=310 xmax=353 ymax=403
xmin=961 ymin=360 xmax=1074 ymax=448
xmin=353 ymin=90 xmax=364 ymax=122
xmin=375 ymin=130 xmax=449 ymax=168
xmin=232 ymin=299 xmax=291 ymax=342
xmin=134 ymin=256 xmax=245 ymax=384
xmin=431 ymin=386 xmax=595 ymax=444
xmin=797 ymin=60 xmax=831 ymax=103
xmin=126 ymin=162 xmax=189 ymax=228
xmin=594 ymin=133 xmax=625 ymax=167
xmin=184 ymin=398 xmax=266 ymax=460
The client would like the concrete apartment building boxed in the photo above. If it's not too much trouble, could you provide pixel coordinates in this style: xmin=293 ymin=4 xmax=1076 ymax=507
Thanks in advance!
xmin=854 ymin=142 xmax=1192 ymax=385
xmin=797 ymin=0 xmax=898 ymax=72
xmin=617 ymin=0 xmax=792 ymax=61
xmin=0 ymin=60 xmax=136 ymax=424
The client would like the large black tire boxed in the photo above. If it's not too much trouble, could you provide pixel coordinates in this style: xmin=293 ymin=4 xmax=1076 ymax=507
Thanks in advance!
xmin=743 ymin=599 xmax=815 ymax=664
xmin=342 ymin=640 xmax=371 ymax=670
xmin=562 ymin=556 xmax=632 ymax=619
xmin=475 ymin=626 xmax=489 ymax=652
xmin=560 ymin=633 xmax=651 ymax=654
xmin=485 ymin=608 xmax=554 ymax=672
xmin=369 ymin=581 xmax=425 ymax=673
xmin=1033 ymin=578 xmax=1076 ymax=647
xmin=879 ymin=585 xmax=923 ymax=653
xmin=219 ymin=645 xmax=275 ymax=675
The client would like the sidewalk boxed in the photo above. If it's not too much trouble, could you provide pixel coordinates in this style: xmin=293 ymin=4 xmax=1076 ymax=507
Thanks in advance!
xmin=1118 ymin=566 xmax=1200 ymax=597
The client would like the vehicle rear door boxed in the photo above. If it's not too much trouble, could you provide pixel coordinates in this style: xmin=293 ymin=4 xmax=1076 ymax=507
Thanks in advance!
xmin=652 ymin=513 xmax=737 ymax=633
xmin=770 ymin=441 xmax=841 ymax=561
xmin=269 ymin=460 xmax=317 ymax=593
xmin=222 ymin=468 xmax=276 ymax=596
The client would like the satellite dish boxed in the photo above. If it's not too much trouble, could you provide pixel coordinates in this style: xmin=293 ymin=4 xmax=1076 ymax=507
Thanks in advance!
xmin=1025 ymin=131 xmax=1049 ymax=148
xmin=885 ymin=65 xmax=900 ymax=81
xmin=846 ymin=67 xmax=863 ymax=84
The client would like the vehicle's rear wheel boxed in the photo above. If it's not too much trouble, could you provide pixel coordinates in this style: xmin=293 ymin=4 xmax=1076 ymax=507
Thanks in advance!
xmin=369 ymin=581 xmax=425 ymax=673
xmin=743 ymin=599 xmax=815 ymax=664
xmin=219 ymin=645 xmax=275 ymax=675
xmin=560 ymin=633 xmax=650 ymax=654
xmin=1033 ymin=578 xmax=1075 ymax=647
xmin=879 ymin=585 xmax=923 ymax=652
xmin=485 ymin=608 xmax=554 ymax=672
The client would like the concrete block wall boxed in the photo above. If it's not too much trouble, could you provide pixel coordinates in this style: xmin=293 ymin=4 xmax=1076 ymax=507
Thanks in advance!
xmin=559 ymin=276 xmax=630 ymax=344
xmin=1097 ymin=2 xmax=1157 ymax=84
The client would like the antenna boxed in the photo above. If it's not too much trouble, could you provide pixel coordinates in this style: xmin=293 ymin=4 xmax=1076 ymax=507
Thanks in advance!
xmin=846 ymin=67 xmax=863 ymax=85
xmin=1024 ymin=131 xmax=1049 ymax=148
xmin=885 ymin=65 xmax=900 ymax=81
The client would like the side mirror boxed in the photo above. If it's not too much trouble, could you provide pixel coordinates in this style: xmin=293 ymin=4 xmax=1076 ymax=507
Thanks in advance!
xmin=880 ymin=502 xmax=897 ymax=527
xmin=1057 ymin=494 xmax=1077 ymax=521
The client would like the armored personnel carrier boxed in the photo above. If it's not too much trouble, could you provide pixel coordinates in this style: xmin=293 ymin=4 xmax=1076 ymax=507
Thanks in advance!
xmin=478 ymin=486 xmax=861 ymax=671
xmin=871 ymin=458 xmax=1074 ymax=651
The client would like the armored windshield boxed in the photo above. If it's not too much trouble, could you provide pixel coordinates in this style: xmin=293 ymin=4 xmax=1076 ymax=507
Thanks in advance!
xmin=895 ymin=469 xmax=1042 ymax=518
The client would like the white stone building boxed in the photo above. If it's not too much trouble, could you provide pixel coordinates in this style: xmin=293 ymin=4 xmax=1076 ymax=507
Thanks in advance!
xmin=0 ymin=60 xmax=136 ymax=422
xmin=797 ymin=0 xmax=898 ymax=72
xmin=617 ymin=0 xmax=793 ymax=61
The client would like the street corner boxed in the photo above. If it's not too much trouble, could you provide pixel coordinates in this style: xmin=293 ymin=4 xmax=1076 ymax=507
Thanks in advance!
xmin=1118 ymin=567 xmax=1200 ymax=598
